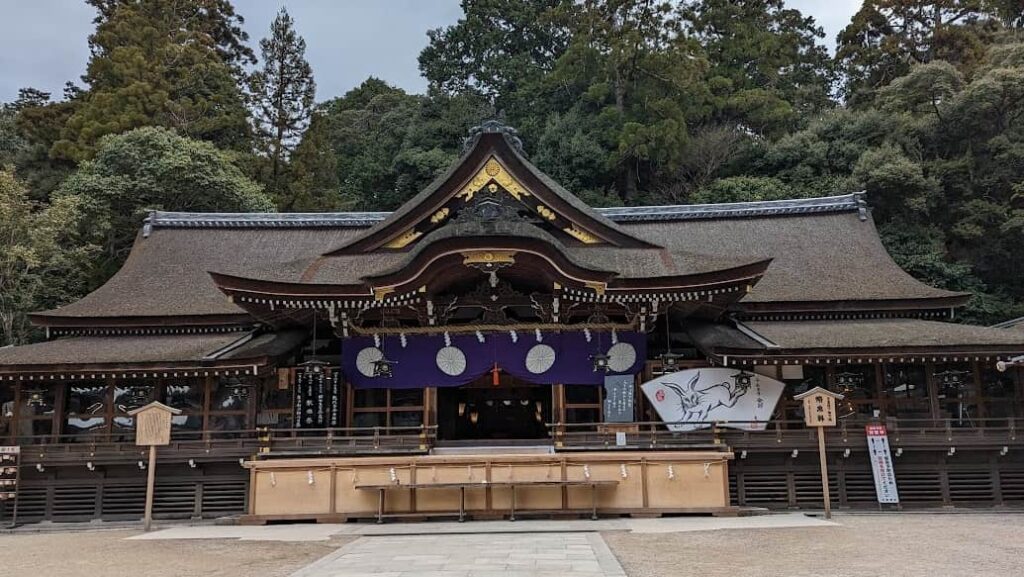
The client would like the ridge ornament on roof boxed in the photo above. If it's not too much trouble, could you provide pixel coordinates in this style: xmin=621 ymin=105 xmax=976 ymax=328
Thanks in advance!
xmin=142 ymin=192 xmax=869 ymax=234
xmin=142 ymin=211 xmax=390 ymax=236
xmin=599 ymin=192 xmax=868 ymax=222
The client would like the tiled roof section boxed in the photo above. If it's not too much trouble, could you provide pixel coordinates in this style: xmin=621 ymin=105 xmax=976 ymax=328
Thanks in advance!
xmin=144 ymin=211 xmax=390 ymax=235
xmin=598 ymin=193 xmax=868 ymax=222
xmin=143 ymin=193 xmax=868 ymax=231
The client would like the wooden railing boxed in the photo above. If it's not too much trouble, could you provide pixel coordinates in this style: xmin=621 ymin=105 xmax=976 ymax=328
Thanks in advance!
xmin=9 ymin=418 xmax=1023 ymax=465
xmin=549 ymin=418 xmax=1022 ymax=452
xmin=13 ymin=425 xmax=437 ymax=466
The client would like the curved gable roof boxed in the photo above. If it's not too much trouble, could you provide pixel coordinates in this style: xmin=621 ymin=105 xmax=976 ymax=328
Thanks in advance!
xmin=30 ymin=192 xmax=966 ymax=329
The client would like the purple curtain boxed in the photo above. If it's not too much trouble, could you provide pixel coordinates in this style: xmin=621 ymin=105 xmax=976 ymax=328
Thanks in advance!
xmin=342 ymin=330 xmax=646 ymax=389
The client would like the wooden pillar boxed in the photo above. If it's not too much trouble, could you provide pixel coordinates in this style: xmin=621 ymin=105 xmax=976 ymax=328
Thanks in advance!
xmin=971 ymin=361 xmax=986 ymax=420
xmin=424 ymin=387 xmax=436 ymax=428
xmin=51 ymin=382 xmax=66 ymax=443
xmin=201 ymin=375 xmax=214 ymax=439
xmin=875 ymin=363 xmax=886 ymax=418
xmin=925 ymin=361 xmax=941 ymax=423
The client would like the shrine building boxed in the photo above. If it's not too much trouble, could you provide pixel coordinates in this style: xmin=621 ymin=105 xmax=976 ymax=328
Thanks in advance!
xmin=2 ymin=122 xmax=1024 ymax=523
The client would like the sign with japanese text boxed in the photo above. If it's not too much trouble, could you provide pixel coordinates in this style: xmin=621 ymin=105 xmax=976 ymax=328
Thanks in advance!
xmin=603 ymin=375 xmax=635 ymax=423
xmin=0 ymin=446 xmax=19 ymax=505
xmin=866 ymin=424 xmax=900 ymax=504
xmin=128 ymin=402 xmax=181 ymax=446
xmin=796 ymin=387 xmax=839 ymax=427
xmin=295 ymin=371 xmax=343 ymax=428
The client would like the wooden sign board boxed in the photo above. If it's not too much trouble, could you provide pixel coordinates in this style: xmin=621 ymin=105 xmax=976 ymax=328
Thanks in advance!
xmin=794 ymin=386 xmax=843 ymax=428
xmin=128 ymin=402 xmax=182 ymax=446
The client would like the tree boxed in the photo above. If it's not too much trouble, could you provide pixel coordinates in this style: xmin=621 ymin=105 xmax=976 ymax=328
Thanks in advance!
xmin=53 ymin=0 xmax=252 ymax=161
xmin=54 ymin=127 xmax=272 ymax=280
xmin=8 ymin=86 xmax=81 ymax=201
xmin=419 ymin=0 xmax=573 ymax=136
xmin=249 ymin=7 xmax=317 ymax=197
xmin=681 ymin=0 xmax=835 ymax=134
xmin=544 ymin=0 xmax=709 ymax=200
xmin=306 ymin=78 xmax=491 ymax=211
xmin=690 ymin=175 xmax=793 ymax=203
xmin=281 ymin=109 xmax=345 ymax=211
xmin=86 ymin=0 xmax=255 ymax=74
xmin=0 ymin=170 xmax=97 ymax=345
xmin=837 ymin=1 xmax=999 ymax=105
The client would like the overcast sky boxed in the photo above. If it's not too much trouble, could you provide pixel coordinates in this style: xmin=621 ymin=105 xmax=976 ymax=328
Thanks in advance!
xmin=0 ymin=0 xmax=862 ymax=103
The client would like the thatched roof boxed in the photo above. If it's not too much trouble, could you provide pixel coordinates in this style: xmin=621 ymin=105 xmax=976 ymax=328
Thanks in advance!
xmin=0 ymin=330 xmax=305 ymax=377
xmin=623 ymin=211 xmax=964 ymax=309
xmin=29 ymin=191 xmax=964 ymax=328
xmin=30 ymin=227 xmax=366 ymax=325
xmin=690 ymin=319 xmax=1024 ymax=365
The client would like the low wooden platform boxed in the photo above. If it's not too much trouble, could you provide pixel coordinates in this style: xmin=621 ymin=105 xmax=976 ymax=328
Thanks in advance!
xmin=242 ymin=450 xmax=734 ymax=523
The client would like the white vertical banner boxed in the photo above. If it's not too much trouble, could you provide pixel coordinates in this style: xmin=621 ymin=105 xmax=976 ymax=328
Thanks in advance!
xmin=865 ymin=424 xmax=900 ymax=504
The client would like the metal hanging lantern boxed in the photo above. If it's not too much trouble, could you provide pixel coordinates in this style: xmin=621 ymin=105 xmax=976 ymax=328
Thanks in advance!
xmin=659 ymin=313 xmax=682 ymax=372
xmin=24 ymin=388 xmax=46 ymax=408
xmin=298 ymin=358 xmax=330 ymax=375
xmin=372 ymin=357 xmax=396 ymax=378
xmin=298 ymin=308 xmax=330 ymax=375
xmin=591 ymin=352 xmax=611 ymax=372
xmin=659 ymin=353 xmax=683 ymax=372
xmin=224 ymin=377 xmax=253 ymax=399
xmin=835 ymin=371 xmax=865 ymax=418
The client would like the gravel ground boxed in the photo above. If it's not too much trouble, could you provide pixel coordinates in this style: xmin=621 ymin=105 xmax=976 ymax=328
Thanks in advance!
xmin=0 ymin=529 xmax=351 ymax=577
xmin=603 ymin=513 xmax=1024 ymax=577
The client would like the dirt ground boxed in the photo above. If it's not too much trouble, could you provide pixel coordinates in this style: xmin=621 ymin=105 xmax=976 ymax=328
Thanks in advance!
xmin=603 ymin=513 xmax=1024 ymax=577
xmin=2 ymin=513 xmax=1023 ymax=577
xmin=0 ymin=529 xmax=351 ymax=577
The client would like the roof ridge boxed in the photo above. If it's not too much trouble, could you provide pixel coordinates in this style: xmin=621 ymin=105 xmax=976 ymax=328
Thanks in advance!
xmin=143 ymin=192 xmax=867 ymax=233
xmin=599 ymin=192 xmax=868 ymax=222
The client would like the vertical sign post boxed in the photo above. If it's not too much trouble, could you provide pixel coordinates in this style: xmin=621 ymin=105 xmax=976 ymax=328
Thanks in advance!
xmin=865 ymin=424 xmax=900 ymax=506
xmin=0 ymin=446 xmax=20 ymax=527
xmin=794 ymin=387 xmax=844 ymax=519
xmin=128 ymin=401 xmax=181 ymax=531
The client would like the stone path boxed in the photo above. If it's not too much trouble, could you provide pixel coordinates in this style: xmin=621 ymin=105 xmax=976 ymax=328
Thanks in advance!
xmin=288 ymin=532 xmax=626 ymax=577
xmin=128 ymin=512 xmax=834 ymax=541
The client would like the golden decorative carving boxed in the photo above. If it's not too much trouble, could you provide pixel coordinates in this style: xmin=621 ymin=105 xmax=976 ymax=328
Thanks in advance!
xmin=455 ymin=157 xmax=532 ymax=202
xmin=430 ymin=208 xmax=450 ymax=224
xmin=563 ymin=224 xmax=601 ymax=244
xmin=536 ymin=204 xmax=556 ymax=221
xmin=461 ymin=250 xmax=517 ymax=266
xmin=383 ymin=228 xmax=422 ymax=249
xmin=373 ymin=286 xmax=395 ymax=301
xmin=584 ymin=281 xmax=607 ymax=295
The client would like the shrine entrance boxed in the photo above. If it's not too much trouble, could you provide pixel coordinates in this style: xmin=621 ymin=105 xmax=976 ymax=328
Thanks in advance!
xmin=436 ymin=375 xmax=552 ymax=441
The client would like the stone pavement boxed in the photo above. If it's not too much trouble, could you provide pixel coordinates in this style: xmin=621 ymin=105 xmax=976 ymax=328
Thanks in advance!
xmin=288 ymin=532 xmax=626 ymax=577
xmin=128 ymin=512 xmax=834 ymax=541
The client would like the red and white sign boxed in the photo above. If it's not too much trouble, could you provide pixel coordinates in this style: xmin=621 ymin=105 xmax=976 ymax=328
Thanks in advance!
xmin=866 ymin=424 xmax=900 ymax=504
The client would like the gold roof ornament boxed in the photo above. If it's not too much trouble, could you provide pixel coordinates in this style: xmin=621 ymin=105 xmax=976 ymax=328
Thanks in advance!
xmin=564 ymin=224 xmax=601 ymax=244
xmin=383 ymin=228 xmax=423 ymax=249
xmin=455 ymin=156 xmax=532 ymax=203
xmin=461 ymin=250 xmax=517 ymax=266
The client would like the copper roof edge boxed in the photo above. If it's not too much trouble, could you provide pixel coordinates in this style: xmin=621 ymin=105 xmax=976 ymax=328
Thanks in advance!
xmin=141 ymin=192 xmax=868 ymax=232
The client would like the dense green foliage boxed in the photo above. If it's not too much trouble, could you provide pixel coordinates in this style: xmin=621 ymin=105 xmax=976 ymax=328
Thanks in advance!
xmin=248 ymin=7 xmax=316 ymax=202
xmin=54 ymin=127 xmax=272 ymax=282
xmin=3 ymin=0 xmax=1024 ymax=345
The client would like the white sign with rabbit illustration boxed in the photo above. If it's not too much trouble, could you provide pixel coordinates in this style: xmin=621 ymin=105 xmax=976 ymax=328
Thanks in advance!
xmin=641 ymin=368 xmax=786 ymax=431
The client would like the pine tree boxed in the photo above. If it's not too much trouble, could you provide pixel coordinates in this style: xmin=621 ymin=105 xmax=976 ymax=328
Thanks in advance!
xmin=52 ymin=0 xmax=253 ymax=161
xmin=249 ymin=7 xmax=317 ymax=197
